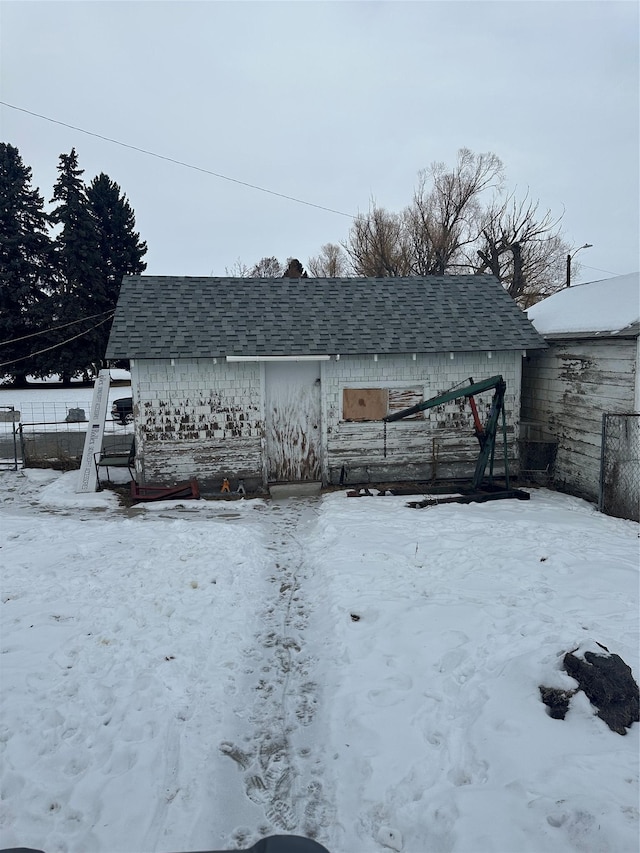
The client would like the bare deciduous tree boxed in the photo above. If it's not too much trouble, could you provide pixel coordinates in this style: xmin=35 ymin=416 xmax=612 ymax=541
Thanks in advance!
xmin=307 ymin=242 xmax=350 ymax=277
xmin=225 ymin=256 xmax=314 ymax=279
xmin=343 ymin=204 xmax=413 ymax=276
xmin=410 ymin=148 xmax=504 ymax=274
xmin=224 ymin=257 xmax=251 ymax=277
xmin=473 ymin=191 xmax=569 ymax=306
xmin=310 ymin=148 xmax=568 ymax=305
xmin=249 ymin=256 xmax=284 ymax=277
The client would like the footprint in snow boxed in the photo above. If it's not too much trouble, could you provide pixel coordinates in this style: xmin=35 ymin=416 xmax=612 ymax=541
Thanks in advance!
xmin=219 ymin=741 xmax=253 ymax=770
xmin=265 ymin=799 xmax=296 ymax=831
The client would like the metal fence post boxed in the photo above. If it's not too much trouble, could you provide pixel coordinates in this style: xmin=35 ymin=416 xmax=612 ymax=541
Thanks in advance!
xmin=599 ymin=412 xmax=607 ymax=513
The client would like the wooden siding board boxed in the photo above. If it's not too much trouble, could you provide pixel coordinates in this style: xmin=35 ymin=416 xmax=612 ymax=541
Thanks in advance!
xmin=328 ymin=426 xmax=517 ymax=470
xmin=143 ymin=438 xmax=262 ymax=487
xmin=522 ymin=335 xmax=637 ymax=502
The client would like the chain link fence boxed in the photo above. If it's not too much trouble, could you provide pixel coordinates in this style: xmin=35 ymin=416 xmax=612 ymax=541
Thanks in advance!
xmin=0 ymin=407 xmax=20 ymax=469
xmin=600 ymin=413 xmax=640 ymax=523
xmin=0 ymin=400 xmax=133 ymax=470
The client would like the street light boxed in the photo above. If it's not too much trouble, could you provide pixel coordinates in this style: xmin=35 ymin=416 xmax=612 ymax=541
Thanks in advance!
xmin=566 ymin=243 xmax=593 ymax=287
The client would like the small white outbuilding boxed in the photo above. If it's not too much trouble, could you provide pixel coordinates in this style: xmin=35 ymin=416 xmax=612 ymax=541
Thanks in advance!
xmin=106 ymin=274 xmax=545 ymax=493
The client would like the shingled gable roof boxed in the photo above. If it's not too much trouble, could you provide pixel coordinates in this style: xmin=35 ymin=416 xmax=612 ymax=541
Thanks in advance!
xmin=105 ymin=275 xmax=546 ymax=360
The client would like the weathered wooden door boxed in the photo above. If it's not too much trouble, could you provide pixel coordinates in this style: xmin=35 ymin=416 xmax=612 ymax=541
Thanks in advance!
xmin=265 ymin=361 xmax=322 ymax=482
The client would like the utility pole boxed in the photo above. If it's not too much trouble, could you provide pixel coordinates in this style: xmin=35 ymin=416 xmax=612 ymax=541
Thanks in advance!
xmin=566 ymin=243 xmax=593 ymax=287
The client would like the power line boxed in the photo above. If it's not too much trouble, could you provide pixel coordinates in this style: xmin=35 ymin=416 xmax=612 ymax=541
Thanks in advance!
xmin=0 ymin=309 xmax=115 ymax=348
xmin=0 ymin=315 xmax=114 ymax=369
xmin=580 ymin=263 xmax=624 ymax=277
xmin=0 ymin=101 xmax=355 ymax=219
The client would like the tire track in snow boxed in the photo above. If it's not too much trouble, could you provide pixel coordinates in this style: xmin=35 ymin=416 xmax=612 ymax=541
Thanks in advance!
xmin=219 ymin=497 xmax=334 ymax=846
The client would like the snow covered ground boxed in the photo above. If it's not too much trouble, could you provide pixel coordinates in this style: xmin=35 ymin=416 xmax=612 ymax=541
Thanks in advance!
xmin=0 ymin=471 xmax=638 ymax=853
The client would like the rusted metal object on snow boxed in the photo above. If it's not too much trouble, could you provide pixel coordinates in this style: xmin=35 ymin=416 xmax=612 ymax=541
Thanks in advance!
xmin=130 ymin=478 xmax=200 ymax=503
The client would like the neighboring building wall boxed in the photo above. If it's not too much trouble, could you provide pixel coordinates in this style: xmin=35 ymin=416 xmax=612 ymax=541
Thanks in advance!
xmin=321 ymin=350 xmax=522 ymax=485
xmin=521 ymin=336 xmax=637 ymax=503
xmin=131 ymin=358 xmax=264 ymax=491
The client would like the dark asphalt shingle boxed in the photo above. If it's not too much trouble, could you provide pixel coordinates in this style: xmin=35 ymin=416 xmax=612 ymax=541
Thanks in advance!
xmin=105 ymin=275 xmax=546 ymax=359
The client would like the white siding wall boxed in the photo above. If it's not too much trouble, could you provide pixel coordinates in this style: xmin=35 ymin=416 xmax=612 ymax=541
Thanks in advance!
xmin=131 ymin=351 xmax=523 ymax=490
xmin=131 ymin=358 xmax=264 ymax=490
xmin=521 ymin=337 xmax=637 ymax=502
xmin=320 ymin=350 xmax=522 ymax=485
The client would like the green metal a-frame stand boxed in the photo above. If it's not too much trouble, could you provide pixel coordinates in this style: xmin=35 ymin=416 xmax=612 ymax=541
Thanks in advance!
xmin=383 ymin=374 xmax=529 ymax=505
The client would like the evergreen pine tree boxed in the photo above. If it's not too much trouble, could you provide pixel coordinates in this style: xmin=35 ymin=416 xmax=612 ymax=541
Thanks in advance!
xmin=46 ymin=148 xmax=104 ymax=383
xmin=0 ymin=143 xmax=52 ymax=386
xmin=86 ymin=173 xmax=147 ymax=363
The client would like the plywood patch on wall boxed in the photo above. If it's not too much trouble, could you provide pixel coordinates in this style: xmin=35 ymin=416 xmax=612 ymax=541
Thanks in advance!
xmin=343 ymin=388 xmax=388 ymax=421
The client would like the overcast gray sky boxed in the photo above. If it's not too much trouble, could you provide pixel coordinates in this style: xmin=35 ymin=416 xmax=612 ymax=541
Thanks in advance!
xmin=1 ymin=1 xmax=638 ymax=284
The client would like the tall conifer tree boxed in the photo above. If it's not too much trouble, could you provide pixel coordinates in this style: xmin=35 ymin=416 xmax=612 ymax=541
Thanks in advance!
xmin=87 ymin=173 xmax=147 ymax=362
xmin=0 ymin=143 xmax=52 ymax=386
xmin=47 ymin=148 xmax=104 ymax=382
